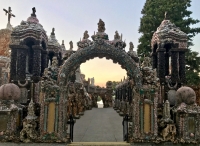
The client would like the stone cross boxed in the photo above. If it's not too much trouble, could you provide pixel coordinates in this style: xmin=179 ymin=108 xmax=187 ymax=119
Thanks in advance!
xmin=3 ymin=7 xmax=15 ymax=23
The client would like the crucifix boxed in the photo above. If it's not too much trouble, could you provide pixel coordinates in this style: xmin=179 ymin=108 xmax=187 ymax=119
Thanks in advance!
xmin=3 ymin=7 xmax=15 ymax=23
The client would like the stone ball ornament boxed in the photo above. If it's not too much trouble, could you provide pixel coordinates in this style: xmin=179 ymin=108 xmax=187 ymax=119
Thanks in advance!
xmin=0 ymin=83 xmax=21 ymax=100
xmin=176 ymin=86 xmax=196 ymax=105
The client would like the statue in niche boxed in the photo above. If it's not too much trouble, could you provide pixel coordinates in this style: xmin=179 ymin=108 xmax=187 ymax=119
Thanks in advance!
xmin=98 ymin=19 xmax=105 ymax=32
xmin=51 ymin=57 xmax=58 ymax=68
xmin=69 ymin=41 xmax=73 ymax=50
xmin=141 ymin=56 xmax=151 ymax=68
xmin=43 ymin=68 xmax=50 ymax=79
xmin=83 ymin=30 xmax=89 ymax=39
xmin=114 ymin=31 xmax=120 ymax=40
xmin=73 ymin=88 xmax=79 ymax=117
xmin=67 ymin=83 xmax=76 ymax=118
xmin=49 ymin=57 xmax=59 ymax=80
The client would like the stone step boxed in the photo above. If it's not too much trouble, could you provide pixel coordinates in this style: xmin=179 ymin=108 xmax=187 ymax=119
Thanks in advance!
xmin=68 ymin=142 xmax=130 ymax=146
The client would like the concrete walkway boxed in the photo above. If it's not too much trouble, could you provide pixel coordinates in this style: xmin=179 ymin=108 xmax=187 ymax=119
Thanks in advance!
xmin=73 ymin=104 xmax=123 ymax=142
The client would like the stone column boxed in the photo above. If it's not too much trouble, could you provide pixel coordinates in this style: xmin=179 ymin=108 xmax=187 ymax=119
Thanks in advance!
xmin=9 ymin=46 xmax=18 ymax=81
xmin=16 ymin=45 xmax=28 ymax=81
xmin=41 ymin=50 xmax=48 ymax=75
xmin=157 ymin=48 xmax=165 ymax=83
xmin=171 ymin=49 xmax=179 ymax=84
xmin=179 ymin=51 xmax=186 ymax=84
xmin=165 ymin=52 xmax=169 ymax=75
xmin=32 ymin=45 xmax=42 ymax=82
xmin=152 ymin=52 xmax=157 ymax=69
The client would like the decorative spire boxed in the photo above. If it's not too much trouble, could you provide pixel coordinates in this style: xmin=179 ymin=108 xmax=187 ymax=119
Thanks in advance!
xmin=31 ymin=7 xmax=36 ymax=17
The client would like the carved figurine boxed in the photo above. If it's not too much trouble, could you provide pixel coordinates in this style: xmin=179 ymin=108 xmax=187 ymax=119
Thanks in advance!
xmin=83 ymin=30 xmax=89 ymax=39
xmin=114 ymin=31 xmax=120 ymax=40
xmin=98 ymin=19 xmax=105 ymax=32
xmin=129 ymin=42 xmax=134 ymax=51
xmin=51 ymin=56 xmax=58 ymax=68
xmin=69 ymin=41 xmax=73 ymax=50
xmin=141 ymin=56 xmax=151 ymax=68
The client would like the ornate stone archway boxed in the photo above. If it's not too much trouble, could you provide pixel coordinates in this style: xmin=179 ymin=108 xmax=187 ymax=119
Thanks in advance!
xmin=59 ymin=39 xmax=142 ymax=88
xmin=39 ymin=19 xmax=143 ymax=142
xmin=57 ymin=33 xmax=143 ymax=141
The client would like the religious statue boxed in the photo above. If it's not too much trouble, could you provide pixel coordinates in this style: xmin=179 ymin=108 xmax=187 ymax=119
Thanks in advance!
xmin=51 ymin=57 xmax=58 ymax=68
xmin=98 ymin=19 xmax=105 ymax=32
xmin=127 ymin=42 xmax=138 ymax=63
xmin=51 ymin=28 xmax=55 ymax=35
xmin=67 ymin=83 xmax=77 ymax=117
xmin=141 ymin=56 xmax=151 ymax=68
xmin=83 ymin=30 xmax=89 ymax=39
xmin=114 ymin=31 xmax=120 ymax=40
xmin=129 ymin=42 xmax=134 ymax=51
xmin=20 ymin=99 xmax=38 ymax=142
xmin=69 ymin=41 xmax=73 ymax=50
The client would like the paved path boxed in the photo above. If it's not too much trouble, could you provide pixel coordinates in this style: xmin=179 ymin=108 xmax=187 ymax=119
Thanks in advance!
xmin=73 ymin=104 xmax=123 ymax=142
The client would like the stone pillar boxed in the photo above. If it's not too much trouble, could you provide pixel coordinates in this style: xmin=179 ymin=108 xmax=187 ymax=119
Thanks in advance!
xmin=41 ymin=50 xmax=48 ymax=75
xmin=157 ymin=48 xmax=165 ymax=82
xmin=128 ymin=85 xmax=132 ymax=103
xmin=165 ymin=52 xmax=169 ymax=75
xmin=179 ymin=51 xmax=186 ymax=84
xmin=32 ymin=45 xmax=42 ymax=82
xmin=171 ymin=50 xmax=179 ymax=84
xmin=152 ymin=52 xmax=157 ymax=69
xmin=16 ymin=45 xmax=28 ymax=81
xmin=9 ymin=46 xmax=18 ymax=81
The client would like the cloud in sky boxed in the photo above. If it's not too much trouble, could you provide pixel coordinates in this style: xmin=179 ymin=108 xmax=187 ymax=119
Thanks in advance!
xmin=0 ymin=0 xmax=200 ymax=86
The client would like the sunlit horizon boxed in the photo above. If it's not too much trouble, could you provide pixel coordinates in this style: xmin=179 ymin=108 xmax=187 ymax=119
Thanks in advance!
xmin=80 ymin=57 xmax=126 ymax=87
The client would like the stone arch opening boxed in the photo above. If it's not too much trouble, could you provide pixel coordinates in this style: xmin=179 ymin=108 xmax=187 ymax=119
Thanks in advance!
xmin=59 ymin=42 xmax=142 ymax=89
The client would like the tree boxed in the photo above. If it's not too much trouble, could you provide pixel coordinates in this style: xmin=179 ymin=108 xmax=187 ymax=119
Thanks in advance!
xmin=112 ymin=81 xmax=120 ymax=90
xmin=138 ymin=0 xmax=200 ymax=85
xmin=185 ymin=50 xmax=200 ymax=85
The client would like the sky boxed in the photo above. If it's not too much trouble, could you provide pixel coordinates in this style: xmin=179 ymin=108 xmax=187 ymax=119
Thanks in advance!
xmin=0 ymin=0 xmax=200 ymax=87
